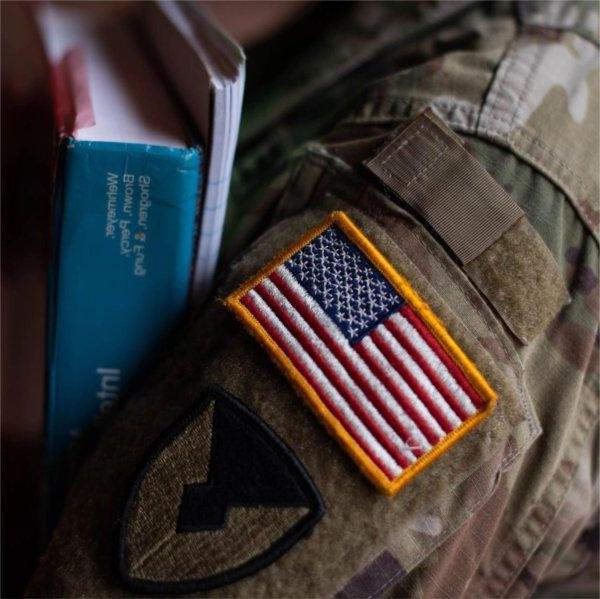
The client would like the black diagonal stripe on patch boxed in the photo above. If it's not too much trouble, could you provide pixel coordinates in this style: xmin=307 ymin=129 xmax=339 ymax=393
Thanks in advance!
xmin=119 ymin=386 xmax=325 ymax=594
xmin=177 ymin=394 xmax=310 ymax=531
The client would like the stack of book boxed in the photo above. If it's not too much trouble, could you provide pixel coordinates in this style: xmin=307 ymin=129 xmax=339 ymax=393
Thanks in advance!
xmin=34 ymin=1 xmax=244 ymax=490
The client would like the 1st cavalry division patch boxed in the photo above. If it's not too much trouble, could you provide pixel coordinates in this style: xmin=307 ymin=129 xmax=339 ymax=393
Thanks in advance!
xmin=226 ymin=211 xmax=497 ymax=496
xmin=120 ymin=386 xmax=324 ymax=593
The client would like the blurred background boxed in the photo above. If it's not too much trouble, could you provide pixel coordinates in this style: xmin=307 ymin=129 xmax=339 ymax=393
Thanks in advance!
xmin=2 ymin=2 xmax=54 ymax=595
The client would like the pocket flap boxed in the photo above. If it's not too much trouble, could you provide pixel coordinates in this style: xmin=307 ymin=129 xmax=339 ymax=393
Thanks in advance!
xmin=364 ymin=110 xmax=570 ymax=343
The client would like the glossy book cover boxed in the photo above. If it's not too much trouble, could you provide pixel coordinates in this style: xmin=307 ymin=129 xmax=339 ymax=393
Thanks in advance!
xmin=46 ymin=139 xmax=201 ymax=464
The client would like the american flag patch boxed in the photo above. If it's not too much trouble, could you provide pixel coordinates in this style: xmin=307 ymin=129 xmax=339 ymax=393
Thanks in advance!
xmin=226 ymin=212 xmax=496 ymax=495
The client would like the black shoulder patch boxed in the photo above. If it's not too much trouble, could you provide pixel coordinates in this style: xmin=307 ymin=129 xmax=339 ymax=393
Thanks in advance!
xmin=119 ymin=386 xmax=325 ymax=594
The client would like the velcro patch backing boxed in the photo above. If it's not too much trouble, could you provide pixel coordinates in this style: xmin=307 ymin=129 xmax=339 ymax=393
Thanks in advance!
xmin=225 ymin=211 xmax=497 ymax=496
xmin=364 ymin=109 xmax=523 ymax=265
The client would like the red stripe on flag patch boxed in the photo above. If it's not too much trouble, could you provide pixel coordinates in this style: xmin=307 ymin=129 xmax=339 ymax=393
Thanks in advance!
xmin=269 ymin=270 xmax=433 ymax=454
xmin=240 ymin=291 xmax=401 ymax=480
xmin=399 ymin=305 xmax=487 ymax=410
xmin=254 ymin=281 xmax=414 ymax=471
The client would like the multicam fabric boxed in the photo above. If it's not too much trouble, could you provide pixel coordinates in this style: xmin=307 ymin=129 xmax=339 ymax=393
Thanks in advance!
xmin=28 ymin=1 xmax=599 ymax=597
xmin=352 ymin=2 xmax=600 ymax=242
xmin=221 ymin=0 xmax=600 ymax=595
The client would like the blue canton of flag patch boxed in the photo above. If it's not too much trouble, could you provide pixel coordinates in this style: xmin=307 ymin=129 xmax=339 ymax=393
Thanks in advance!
xmin=286 ymin=227 xmax=404 ymax=342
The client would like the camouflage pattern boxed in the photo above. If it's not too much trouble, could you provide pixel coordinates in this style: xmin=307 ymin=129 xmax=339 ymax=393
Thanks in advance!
xmin=352 ymin=5 xmax=600 ymax=240
xmin=28 ymin=1 xmax=599 ymax=597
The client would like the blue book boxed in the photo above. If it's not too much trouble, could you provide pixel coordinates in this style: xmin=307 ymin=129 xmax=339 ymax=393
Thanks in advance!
xmin=36 ymin=3 xmax=206 ymax=482
xmin=46 ymin=140 xmax=201 ymax=463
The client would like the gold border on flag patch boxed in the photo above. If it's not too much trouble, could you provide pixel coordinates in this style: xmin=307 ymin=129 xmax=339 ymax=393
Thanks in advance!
xmin=225 ymin=211 xmax=497 ymax=496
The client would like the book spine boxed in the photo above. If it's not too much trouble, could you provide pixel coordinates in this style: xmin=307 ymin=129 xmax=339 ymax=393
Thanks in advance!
xmin=46 ymin=139 xmax=201 ymax=464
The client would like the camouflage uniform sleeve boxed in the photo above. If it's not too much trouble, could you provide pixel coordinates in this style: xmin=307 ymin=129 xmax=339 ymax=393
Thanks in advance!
xmin=343 ymin=2 xmax=600 ymax=596
xmin=27 ymin=2 xmax=598 ymax=597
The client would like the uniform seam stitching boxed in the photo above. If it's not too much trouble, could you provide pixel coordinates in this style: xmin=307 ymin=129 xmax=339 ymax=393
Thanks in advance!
xmin=482 ymin=390 xmax=600 ymax=596
xmin=380 ymin=125 xmax=428 ymax=167
xmin=509 ymin=42 xmax=546 ymax=131
xmin=380 ymin=143 xmax=450 ymax=190
xmin=477 ymin=118 xmax=591 ymax=195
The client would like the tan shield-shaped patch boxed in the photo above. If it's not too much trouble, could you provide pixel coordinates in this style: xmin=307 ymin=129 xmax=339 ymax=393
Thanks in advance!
xmin=119 ymin=386 xmax=324 ymax=593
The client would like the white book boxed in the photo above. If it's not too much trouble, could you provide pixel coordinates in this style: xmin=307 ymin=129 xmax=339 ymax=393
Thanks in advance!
xmin=144 ymin=1 xmax=246 ymax=302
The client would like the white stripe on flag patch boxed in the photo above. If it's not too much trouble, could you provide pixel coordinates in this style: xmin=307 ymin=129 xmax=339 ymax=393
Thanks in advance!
xmin=257 ymin=278 xmax=417 ymax=466
xmin=276 ymin=266 xmax=433 ymax=455
xmin=388 ymin=313 xmax=478 ymax=417
xmin=356 ymin=335 xmax=448 ymax=442
xmin=245 ymin=289 xmax=403 ymax=479
xmin=373 ymin=326 xmax=463 ymax=429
